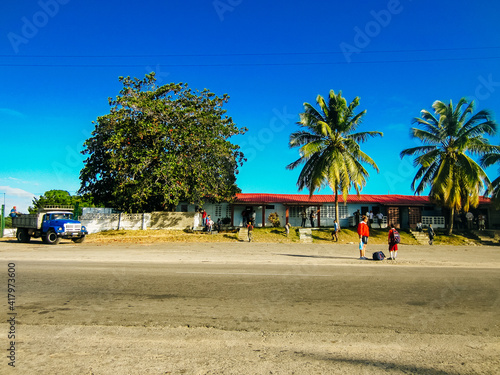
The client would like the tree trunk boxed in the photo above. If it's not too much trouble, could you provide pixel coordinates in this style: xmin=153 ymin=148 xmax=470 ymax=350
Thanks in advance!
xmin=334 ymin=190 xmax=339 ymax=224
xmin=447 ymin=207 xmax=454 ymax=236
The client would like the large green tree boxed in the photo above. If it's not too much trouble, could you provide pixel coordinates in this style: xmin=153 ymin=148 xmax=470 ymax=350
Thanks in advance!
xmin=79 ymin=73 xmax=246 ymax=212
xmin=286 ymin=90 xmax=382 ymax=221
xmin=400 ymin=98 xmax=497 ymax=234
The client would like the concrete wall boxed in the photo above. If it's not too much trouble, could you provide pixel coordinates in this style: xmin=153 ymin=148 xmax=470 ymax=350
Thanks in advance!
xmin=80 ymin=212 xmax=194 ymax=234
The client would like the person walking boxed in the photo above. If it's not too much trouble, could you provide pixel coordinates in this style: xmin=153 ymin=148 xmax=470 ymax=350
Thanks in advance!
xmin=285 ymin=222 xmax=291 ymax=236
xmin=388 ymin=223 xmax=399 ymax=260
xmin=247 ymin=221 xmax=254 ymax=242
xmin=357 ymin=215 xmax=369 ymax=259
xmin=428 ymin=224 xmax=435 ymax=245
xmin=331 ymin=219 xmax=340 ymax=241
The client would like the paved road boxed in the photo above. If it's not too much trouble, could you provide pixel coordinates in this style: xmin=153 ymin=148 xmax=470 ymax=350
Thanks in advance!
xmin=1 ymin=242 xmax=499 ymax=374
xmin=10 ymin=255 xmax=500 ymax=337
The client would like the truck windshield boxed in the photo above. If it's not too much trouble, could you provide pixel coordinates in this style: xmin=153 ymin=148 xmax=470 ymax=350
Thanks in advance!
xmin=51 ymin=213 xmax=73 ymax=220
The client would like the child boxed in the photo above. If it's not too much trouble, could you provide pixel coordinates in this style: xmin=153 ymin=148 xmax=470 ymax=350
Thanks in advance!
xmin=247 ymin=221 xmax=254 ymax=242
xmin=388 ymin=223 xmax=399 ymax=260
xmin=331 ymin=219 xmax=340 ymax=241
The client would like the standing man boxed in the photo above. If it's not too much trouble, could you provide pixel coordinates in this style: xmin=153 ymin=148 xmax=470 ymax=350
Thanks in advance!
xmin=202 ymin=209 xmax=207 ymax=227
xmin=376 ymin=212 xmax=384 ymax=228
xmin=466 ymin=211 xmax=474 ymax=230
xmin=368 ymin=210 xmax=374 ymax=228
xmin=354 ymin=209 xmax=360 ymax=226
xmin=309 ymin=210 xmax=316 ymax=228
xmin=300 ymin=208 xmax=307 ymax=228
xmin=357 ymin=215 xmax=370 ymax=260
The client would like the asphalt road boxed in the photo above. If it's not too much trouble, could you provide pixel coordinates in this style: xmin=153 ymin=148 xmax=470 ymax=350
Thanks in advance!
xmin=11 ymin=257 xmax=500 ymax=337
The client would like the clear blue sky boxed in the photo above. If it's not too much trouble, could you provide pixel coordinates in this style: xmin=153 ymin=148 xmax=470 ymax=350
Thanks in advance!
xmin=1 ymin=0 xmax=500 ymax=213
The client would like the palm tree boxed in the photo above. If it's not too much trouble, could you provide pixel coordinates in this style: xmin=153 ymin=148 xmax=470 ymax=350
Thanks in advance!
xmin=400 ymin=98 xmax=497 ymax=234
xmin=481 ymin=145 xmax=500 ymax=205
xmin=286 ymin=90 xmax=382 ymax=222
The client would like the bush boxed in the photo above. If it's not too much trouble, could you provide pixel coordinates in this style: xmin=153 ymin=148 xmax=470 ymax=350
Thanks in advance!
xmin=268 ymin=212 xmax=281 ymax=227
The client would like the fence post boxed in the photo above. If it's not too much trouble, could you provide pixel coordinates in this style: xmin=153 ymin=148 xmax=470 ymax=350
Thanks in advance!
xmin=118 ymin=213 xmax=122 ymax=230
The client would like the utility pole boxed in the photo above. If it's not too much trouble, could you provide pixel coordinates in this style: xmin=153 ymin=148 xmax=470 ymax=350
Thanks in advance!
xmin=0 ymin=192 xmax=5 ymax=238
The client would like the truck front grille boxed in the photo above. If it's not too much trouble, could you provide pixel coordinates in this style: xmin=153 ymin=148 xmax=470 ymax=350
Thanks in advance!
xmin=64 ymin=223 xmax=81 ymax=232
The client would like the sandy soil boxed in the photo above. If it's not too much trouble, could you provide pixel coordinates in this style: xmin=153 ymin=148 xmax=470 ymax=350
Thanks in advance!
xmin=0 ymin=240 xmax=499 ymax=374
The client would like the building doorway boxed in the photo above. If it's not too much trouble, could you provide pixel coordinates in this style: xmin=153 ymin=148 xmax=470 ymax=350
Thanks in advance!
xmin=387 ymin=207 xmax=400 ymax=228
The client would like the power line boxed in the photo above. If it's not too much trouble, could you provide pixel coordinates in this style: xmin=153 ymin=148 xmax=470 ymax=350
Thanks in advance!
xmin=1 ymin=55 xmax=499 ymax=68
xmin=1 ymin=46 xmax=499 ymax=58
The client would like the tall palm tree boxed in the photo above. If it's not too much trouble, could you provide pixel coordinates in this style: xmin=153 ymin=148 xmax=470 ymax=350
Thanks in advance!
xmin=481 ymin=145 xmax=500 ymax=205
xmin=286 ymin=90 xmax=382 ymax=222
xmin=400 ymin=98 xmax=497 ymax=234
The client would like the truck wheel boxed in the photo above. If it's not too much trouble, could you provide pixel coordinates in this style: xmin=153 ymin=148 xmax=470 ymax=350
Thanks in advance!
xmin=71 ymin=236 xmax=86 ymax=243
xmin=16 ymin=229 xmax=31 ymax=243
xmin=44 ymin=230 xmax=61 ymax=245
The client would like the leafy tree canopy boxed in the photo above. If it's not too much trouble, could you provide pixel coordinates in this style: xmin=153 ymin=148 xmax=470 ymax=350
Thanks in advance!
xmin=29 ymin=190 xmax=95 ymax=214
xmin=79 ymin=73 xmax=246 ymax=212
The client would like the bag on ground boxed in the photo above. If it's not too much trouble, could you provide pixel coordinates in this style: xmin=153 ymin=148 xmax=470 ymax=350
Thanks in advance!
xmin=372 ymin=251 xmax=385 ymax=261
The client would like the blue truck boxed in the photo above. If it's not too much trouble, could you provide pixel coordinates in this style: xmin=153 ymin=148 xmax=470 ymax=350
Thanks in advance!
xmin=12 ymin=205 xmax=88 ymax=245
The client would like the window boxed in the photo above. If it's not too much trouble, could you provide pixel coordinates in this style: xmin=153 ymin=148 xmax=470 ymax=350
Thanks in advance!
xmin=320 ymin=205 xmax=335 ymax=218
xmin=289 ymin=206 xmax=299 ymax=218
xmin=225 ymin=205 xmax=231 ymax=218
xmin=215 ymin=205 xmax=222 ymax=217
xmin=180 ymin=205 xmax=188 ymax=213
xmin=266 ymin=205 xmax=275 ymax=209
xmin=320 ymin=205 xmax=348 ymax=219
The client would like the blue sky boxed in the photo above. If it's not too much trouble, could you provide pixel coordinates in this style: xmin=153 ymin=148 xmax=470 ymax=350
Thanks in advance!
xmin=1 ymin=0 xmax=500 ymax=214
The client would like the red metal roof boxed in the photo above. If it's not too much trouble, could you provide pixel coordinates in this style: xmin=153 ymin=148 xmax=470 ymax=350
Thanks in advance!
xmin=235 ymin=193 xmax=491 ymax=206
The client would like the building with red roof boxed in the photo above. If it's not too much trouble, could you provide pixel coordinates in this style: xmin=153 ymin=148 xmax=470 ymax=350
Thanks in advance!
xmin=177 ymin=193 xmax=496 ymax=230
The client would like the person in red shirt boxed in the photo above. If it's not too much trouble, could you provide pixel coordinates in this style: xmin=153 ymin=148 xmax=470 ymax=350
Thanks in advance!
xmin=357 ymin=215 xmax=369 ymax=259
xmin=388 ymin=223 xmax=399 ymax=260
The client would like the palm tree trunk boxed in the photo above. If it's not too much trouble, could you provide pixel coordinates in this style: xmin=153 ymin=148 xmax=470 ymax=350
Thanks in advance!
xmin=334 ymin=190 xmax=339 ymax=225
xmin=447 ymin=207 xmax=454 ymax=236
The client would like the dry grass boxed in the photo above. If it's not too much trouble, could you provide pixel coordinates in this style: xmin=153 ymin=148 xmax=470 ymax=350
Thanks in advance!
xmin=81 ymin=226 xmax=482 ymax=246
